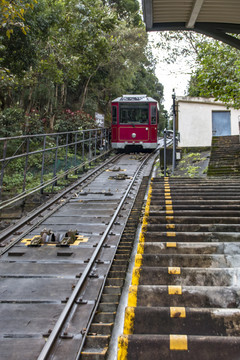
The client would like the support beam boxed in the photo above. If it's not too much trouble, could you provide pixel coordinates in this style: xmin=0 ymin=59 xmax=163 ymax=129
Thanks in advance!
xmin=142 ymin=0 xmax=153 ymax=30
xmin=186 ymin=0 xmax=205 ymax=28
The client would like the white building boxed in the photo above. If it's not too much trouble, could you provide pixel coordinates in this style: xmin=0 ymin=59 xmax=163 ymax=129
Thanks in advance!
xmin=176 ymin=97 xmax=240 ymax=147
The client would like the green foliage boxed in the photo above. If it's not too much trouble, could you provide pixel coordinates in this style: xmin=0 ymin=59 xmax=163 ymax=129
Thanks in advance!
xmin=188 ymin=40 xmax=240 ymax=109
xmin=0 ymin=0 xmax=167 ymax=134
xmin=54 ymin=109 xmax=96 ymax=132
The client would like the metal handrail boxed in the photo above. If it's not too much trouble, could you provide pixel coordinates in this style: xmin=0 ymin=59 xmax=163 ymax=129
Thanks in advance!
xmin=0 ymin=128 xmax=111 ymax=206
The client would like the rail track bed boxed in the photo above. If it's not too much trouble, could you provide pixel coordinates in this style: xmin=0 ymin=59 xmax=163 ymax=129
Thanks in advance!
xmin=0 ymin=152 xmax=156 ymax=360
xmin=118 ymin=177 xmax=240 ymax=360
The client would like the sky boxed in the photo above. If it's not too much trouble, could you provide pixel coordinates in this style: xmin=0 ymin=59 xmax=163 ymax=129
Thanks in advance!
xmin=148 ymin=33 xmax=193 ymax=113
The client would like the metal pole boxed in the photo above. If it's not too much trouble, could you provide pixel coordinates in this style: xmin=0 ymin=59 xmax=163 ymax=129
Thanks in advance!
xmin=23 ymin=137 xmax=29 ymax=192
xmin=172 ymin=89 xmax=176 ymax=173
xmin=40 ymin=136 xmax=46 ymax=194
xmin=164 ymin=128 xmax=167 ymax=177
xmin=0 ymin=140 xmax=7 ymax=200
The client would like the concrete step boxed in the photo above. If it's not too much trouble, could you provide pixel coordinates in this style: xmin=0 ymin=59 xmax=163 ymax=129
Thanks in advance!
xmin=127 ymin=285 xmax=240 ymax=308
xmin=123 ymin=306 xmax=240 ymax=336
xmin=144 ymin=231 xmax=240 ymax=242
xmin=148 ymin=216 xmax=240 ymax=224
xmin=138 ymin=242 xmax=240 ymax=255
xmin=118 ymin=334 xmax=240 ymax=360
xmin=131 ymin=267 xmax=240 ymax=286
xmin=134 ymin=253 xmax=240 ymax=268
xmin=145 ymin=223 xmax=240 ymax=232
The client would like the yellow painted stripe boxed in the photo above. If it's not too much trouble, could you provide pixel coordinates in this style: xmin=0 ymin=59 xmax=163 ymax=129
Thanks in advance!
xmin=168 ymin=267 xmax=181 ymax=274
xmin=166 ymin=209 xmax=174 ymax=214
xmin=168 ymin=285 xmax=182 ymax=295
xmin=118 ymin=335 xmax=129 ymax=360
xmin=166 ymin=216 xmax=174 ymax=221
xmin=167 ymin=232 xmax=176 ymax=237
xmin=137 ymin=243 xmax=144 ymax=254
xmin=139 ymin=231 xmax=145 ymax=243
xmin=131 ymin=267 xmax=141 ymax=286
xmin=166 ymin=205 xmax=173 ymax=211
xmin=123 ymin=307 xmax=135 ymax=334
xmin=165 ymin=200 xmax=172 ymax=205
xmin=165 ymin=195 xmax=171 ymax=199
xmin=170 ymin=307 xmax=186 ymax=318
xmin=166 ymin=224 xmax=175 ymax=229
xmin=134 ymin=254 xmax=143 ymax=267
xmin=127 ymin=285 xmax=138 ymax=307
xmin=170 ymin=335 xmax=188 ymax=351
xmin=166 ymin=242 xmax=177 ymax=248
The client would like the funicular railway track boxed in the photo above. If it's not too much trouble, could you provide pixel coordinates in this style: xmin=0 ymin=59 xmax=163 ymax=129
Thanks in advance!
xmin=118 ymin=177 xmax=240 ymax=360
xmin=0 ymin=151 xmax=157 ymax=360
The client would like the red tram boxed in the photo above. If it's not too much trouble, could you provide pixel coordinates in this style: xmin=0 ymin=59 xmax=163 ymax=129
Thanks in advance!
xmin=111 ymin=94 xmax=158 ymax=150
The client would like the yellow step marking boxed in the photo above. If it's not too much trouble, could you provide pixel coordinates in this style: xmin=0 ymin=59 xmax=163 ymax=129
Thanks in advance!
xmin=170 ymin=307 xmax=186 ymax=318
xmin=166 ymin=216 xmax=174 ymax=221
xmin=168 ymin=267 xmax=181 ymax=274
xmin=127 ymin=285 xmax=138 ymax=307
xmin=118 ymin=335 xmax=129 ymax=360
xmin=134 ymin=254 xmax=143 ymax=267
xmin=123 ymin=307 xmax=135 ymax=334
xmin=166 ymin=209 xmax=174 ymax=214
xmin=139 ymin=231 xmax=145 ymax=243
xmin=165 ymin=200 xmax=172 ymax=205
xmin=170 ymin=335 xmax=188 ymax=351
xmin=166 ymin=224 xmax=175 ymax=229
xmin=168 ymin=285 xmax=182 ymax=295
xmin=166 ymin=242 xmax=177 ymax=248
xmin=132 ymin=267 xmax=141 ymax=286
xmin=137 ymin=243 xmax=144 ymax=254
xmin=167 ymin=232 xmax=176 ymax=237
xmin=165 ymin=196 xmax=171 ymax=200
xmin=166 ymin=205 xmax=173 ymax=210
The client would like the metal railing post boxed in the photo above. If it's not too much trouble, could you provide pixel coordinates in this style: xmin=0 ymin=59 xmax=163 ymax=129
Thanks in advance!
xmin=74 ymin=133 xmax=77 ymax=174
xmin=40 ymin=136 xmax=46 ymax=194
xmin=172 ymin=89 xmax=176 ymax=173
xmin=89 ymin=130 xmax=92 ymax=165
xmin=65 ymin=133 xmax=69 ymax=179
xmin=53 ymin=135 xmax=59 ymax=187
xmin=164 ymin=128 xmax=167 ymax=177
xmin=22 ymin=137 xmax=29 ymax=192
xmin=0 ymin=139 xmax=7 ymax=200
xmin=82 ymin=132 xmax=85 ymax=171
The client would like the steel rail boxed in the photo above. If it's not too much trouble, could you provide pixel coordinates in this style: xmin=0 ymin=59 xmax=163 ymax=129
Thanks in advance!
xmin=75 ymin=150 xmax=158 ymax=359
xmin=37 ymin=151 xmax=156 ymax=360
xmin=0 ymin=152 xmax=120 ymax=248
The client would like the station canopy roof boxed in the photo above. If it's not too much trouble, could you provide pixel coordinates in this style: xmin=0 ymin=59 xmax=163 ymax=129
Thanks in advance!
xmin=142 ymin=0 xmax=240 ymax=49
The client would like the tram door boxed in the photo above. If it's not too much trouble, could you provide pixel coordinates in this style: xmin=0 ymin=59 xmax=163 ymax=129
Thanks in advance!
xmin=212 ymin=111 xmax=231 ymax=136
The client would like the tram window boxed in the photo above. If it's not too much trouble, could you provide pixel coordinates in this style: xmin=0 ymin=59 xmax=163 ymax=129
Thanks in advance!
xmin=151 ymin=106 xmax=157 ymax=124
xmin=119 ymin=104 xmax=149 ymax=124
xmin=112 ymin=106 xmax=117 ymax=124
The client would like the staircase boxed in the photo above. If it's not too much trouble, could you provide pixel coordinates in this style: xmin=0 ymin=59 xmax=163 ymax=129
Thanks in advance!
xmin=207 ymin=135 xmax=240 ymax=176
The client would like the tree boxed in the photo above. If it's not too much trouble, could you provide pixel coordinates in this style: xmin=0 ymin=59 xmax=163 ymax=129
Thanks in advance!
xmin=188 ymin=40 xmax=240 ymax=108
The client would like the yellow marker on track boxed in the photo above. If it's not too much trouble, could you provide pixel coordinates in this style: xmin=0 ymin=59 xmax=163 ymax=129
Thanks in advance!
xmin=170 ymin=335 xmax=188 ymax=350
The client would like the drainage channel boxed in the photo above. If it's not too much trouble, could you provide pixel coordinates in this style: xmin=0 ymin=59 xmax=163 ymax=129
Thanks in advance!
xmin=0 ymin=152 xmax=157 ymax=360
xmin=118 ymin=177 xmax=240 ymax=360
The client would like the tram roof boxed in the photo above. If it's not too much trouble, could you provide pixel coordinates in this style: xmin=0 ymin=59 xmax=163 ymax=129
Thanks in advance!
xmin=142 ymin=0 xmax=240 ymax=49
xmin=112 ymin=95 xmax=158 ymax=103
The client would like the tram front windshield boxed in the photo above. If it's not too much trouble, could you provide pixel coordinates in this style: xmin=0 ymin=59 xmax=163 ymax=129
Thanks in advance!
xmin=119 ymin=103 xmax=149 ymax=124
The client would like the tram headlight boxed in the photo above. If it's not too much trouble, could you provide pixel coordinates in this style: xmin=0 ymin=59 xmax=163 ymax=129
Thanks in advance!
xmin=132 ymin=133 xmax=136 ymax=139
